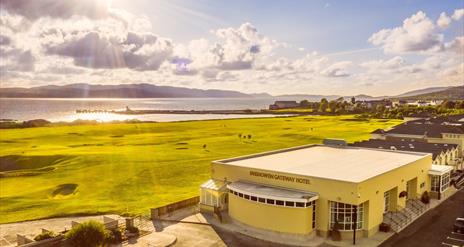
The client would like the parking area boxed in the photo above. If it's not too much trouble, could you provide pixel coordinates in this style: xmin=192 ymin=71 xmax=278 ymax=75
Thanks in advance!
xmin=442 ymin=232 xmax=464 ymax=247
xmin=381 ymin=189 xmax=464 ymax=247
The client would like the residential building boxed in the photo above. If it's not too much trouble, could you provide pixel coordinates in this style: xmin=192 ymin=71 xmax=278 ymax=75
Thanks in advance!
xmin=350 ymin=139 xmax=460 ymax=169
xmin=269 ymin=101 xmax=300 ymax=110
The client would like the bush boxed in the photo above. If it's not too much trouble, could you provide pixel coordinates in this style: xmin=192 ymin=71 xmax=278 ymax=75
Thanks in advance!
xmin=34 ymin=231 xmax=56 ymax=241
xmin=106 ymin=228 xmax=123 ymax=244
xmin=65 ymin=221 xmax=108 ymax=247
xmin=331 ymin=220 xmax=341 ymax=241
xmin=399 ymin=191 xmax=407 ymax=198
xmin=379 ymin=223 xmax=391 ymax=232
xmin=421 ymin=191 xmax=430 ymax=204
xmin=126 ymin=226 xmax=139 ymax=234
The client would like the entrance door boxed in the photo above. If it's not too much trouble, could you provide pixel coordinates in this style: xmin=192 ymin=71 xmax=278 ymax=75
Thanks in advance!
xmin=406 ymin=178 xmax=417 ymax=200
xmin=383 ymin=191 xmax=390 ymax=213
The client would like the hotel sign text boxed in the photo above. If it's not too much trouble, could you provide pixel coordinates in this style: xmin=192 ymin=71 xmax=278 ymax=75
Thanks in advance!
xmin=249 ymin=171 xmax=311 ymax=184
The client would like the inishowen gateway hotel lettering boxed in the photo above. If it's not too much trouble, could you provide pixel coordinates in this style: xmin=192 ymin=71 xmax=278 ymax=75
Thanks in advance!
xmin=249 ymin=171 xmax=311 ymax=184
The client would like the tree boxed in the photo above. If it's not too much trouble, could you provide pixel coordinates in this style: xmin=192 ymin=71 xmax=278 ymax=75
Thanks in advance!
xmin=319 ymin=98 xmax=328 ymax=112
xmin=65 ymin=221 xmax=108 ymax=247
xmin=299 ymin=100 xmax=310 ymax=108
xmin=351 ymin=97 xmax=356 ymax=105
xmin=328 ymin=100 xmax=337 ymax=113
xmin=441 ymin=100 xmax=455 ymax=109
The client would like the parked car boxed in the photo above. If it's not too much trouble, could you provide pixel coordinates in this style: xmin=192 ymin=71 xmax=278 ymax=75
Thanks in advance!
xmin=453 ymin=218 xmax=464 ymax=233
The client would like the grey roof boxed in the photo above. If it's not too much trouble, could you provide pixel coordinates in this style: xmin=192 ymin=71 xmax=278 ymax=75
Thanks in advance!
xmin=375 ymin=121 xmax=464 ymax=138
xmin=350 ymin=139 xmax=458 ymax=159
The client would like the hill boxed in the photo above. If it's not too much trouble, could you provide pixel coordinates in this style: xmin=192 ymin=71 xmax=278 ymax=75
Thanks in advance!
xmin=0 ymin=83 xmax=254 ymax=98
xmin=398 ymin=86 xmax=464 ymax=100
xmin=395 ymin=86 xmax=453 ymax=98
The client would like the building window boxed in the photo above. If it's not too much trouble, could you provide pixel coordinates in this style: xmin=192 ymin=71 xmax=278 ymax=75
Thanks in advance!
xmin=229 ymin=188 xmax=316 ymax=208
xmin=329 ymin=202 xmax=364 ymax=231
xmin=312 ymin=204 xmax=316 ymax=229
xmin=441 ymin=172 xmax=450 ymax=192
xmin=431 ymin=175 xmax=440 ymax=192
xmin=285 ymin=201 xmax=294 ymax=207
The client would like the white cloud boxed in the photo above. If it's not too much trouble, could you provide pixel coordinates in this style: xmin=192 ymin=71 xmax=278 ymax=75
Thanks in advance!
xmin=445 ymin=36 xmax=464 ymax=54
xmin=361 ymin=56 xmax=405 ymax=70
xmin=320 ymin=61 xmax=352 ymax=77
xmin=437 ymin=12 xmax=451 ymax=28
xmin=0 ymin=2 xmax=462 ymax=95
xmin=452 ymin=9 xmax=464 ymax=21
xmin=369 ymin=11 xmax=443 ymax=53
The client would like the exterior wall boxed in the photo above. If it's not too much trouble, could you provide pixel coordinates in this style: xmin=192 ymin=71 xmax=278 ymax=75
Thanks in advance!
xmin=199 ymin=203 xmax=215 ymax=213
xmin=210 ymin=152 xmax=431 ymax=238
xmin=211 ymin=163 xmax=358 ymax=235
xmin=356 ymin=155 xmax=432 ymax=237
xmin=228 ymin=192 xmax=313 ymax=234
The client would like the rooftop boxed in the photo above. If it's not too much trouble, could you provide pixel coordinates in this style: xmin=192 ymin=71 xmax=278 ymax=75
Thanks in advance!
xmin=350 ymin=139 xmax=457 ymax=159
xmin=374 ymin=121 xmax=464 ymax=137
xmin=429 ymin=165 xmax=453 ymax=176
xmin=216 ymin=145 xmax=430 ymax=183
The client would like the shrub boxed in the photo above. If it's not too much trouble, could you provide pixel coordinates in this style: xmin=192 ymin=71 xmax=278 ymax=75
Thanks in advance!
xmin=399 ymin=191 xmax=407 ymax=198
xmin=65 ymin=221 xmax=108 ymax=247
xmin=126 ymin=226 xmax=139 ymax=234
xmin=379 ymin=223 xmax=391 ymax=232
xmin=34 ymin=231 xmax=56 ymax=241
xmin=106 ymin=228 xmax=123 ymax=244
xmin=421 ymin=191 xmax=430 ymax=204
xmin=331 ymin=220 xmax=341 ymax=241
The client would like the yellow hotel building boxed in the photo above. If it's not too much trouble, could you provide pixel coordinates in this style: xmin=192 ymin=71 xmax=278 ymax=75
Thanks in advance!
xmin=199 ymin=143 xmax=453 ymax=240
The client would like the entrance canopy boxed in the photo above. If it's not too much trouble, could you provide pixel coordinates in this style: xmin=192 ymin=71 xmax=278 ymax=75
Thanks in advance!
xmin=428 ymin=165 xmax=453 ymax=176
xmin=200 ymin=179 xmax=228 ymax=192
xmin=227 ymin=181 xmax=318 ymax=203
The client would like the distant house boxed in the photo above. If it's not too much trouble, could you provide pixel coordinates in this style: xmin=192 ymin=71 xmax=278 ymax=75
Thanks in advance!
xmin=370 ymin=117 xmax=464 ymax=169
xmin=392 ymin=100 xmax=408 ymax=107
xmin=269 ymin=101 xmax=300 ymax=110
xmin=356 ymin=99 xmax=392 ymax=109
xmin=350 ymin=139 xmax=460 ymax=169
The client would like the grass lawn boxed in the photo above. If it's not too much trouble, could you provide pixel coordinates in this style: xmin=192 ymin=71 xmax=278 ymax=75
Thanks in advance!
xmin=0 ymin=115 xmax=401 ymax=223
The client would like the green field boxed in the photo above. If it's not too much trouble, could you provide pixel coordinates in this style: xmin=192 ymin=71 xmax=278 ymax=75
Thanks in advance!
xmin=0 ymin=115 xmax=401 ymax=223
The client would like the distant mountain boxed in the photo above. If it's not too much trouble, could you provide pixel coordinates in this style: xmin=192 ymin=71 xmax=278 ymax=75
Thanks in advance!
xmin=1 ymin=83 xmax=460 ymax=100
xmin=275 ymin=94 xmax=343 ymax=101
xmin=395 ymin=86 xmax=453 ymax=98
xmin=249 ymin=92 xmax=273 ymax=98
xmin=0 ymin=83 xmax=254 ymax=98
xmin=397 ymin=86 xmax=464 ymax=100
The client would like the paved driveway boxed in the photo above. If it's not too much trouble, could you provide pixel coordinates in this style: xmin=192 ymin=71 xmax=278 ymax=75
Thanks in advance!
xmin=380 ymin=189 xmax=464 ymax=247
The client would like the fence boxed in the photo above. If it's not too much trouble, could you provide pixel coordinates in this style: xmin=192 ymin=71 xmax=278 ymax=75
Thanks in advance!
xmin=151 ymin=196 xmax=200 ymax=219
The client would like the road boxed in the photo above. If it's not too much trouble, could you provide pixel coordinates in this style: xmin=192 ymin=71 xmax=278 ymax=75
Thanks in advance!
xmin=381 ymin=189 xmax=464 ymax=247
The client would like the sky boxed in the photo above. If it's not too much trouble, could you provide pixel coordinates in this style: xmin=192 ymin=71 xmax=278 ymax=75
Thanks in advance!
xmin=0 ymin=0 xmax=463 ymax=96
